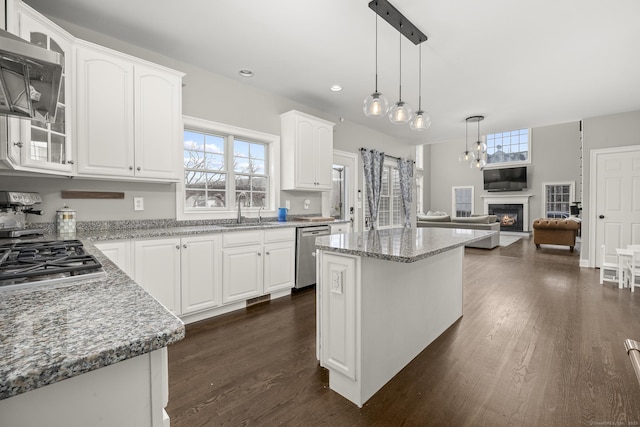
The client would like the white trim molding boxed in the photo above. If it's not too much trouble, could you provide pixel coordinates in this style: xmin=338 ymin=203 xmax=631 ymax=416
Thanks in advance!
xmin=481 ymin=194 xmax=533 ymax=232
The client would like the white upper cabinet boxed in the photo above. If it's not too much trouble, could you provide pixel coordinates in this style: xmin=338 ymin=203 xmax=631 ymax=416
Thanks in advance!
xmin=280 ymin=110 xmax=334 ymax=191
xmin=76 ymin=41 xmax=184 ymax=181
xmin=75 ymin=43 xmax=134 ymax=176
xmin=3 ymin=2 xmax=75 ymax=175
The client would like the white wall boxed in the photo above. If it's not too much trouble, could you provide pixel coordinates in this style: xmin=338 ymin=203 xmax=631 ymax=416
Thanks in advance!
xmin=426 ymin=121 xmax=581 ymax=221
xmin=581 ymin=110 xmax=640 ymax=262
xmin=1 ymin=12 xmax=416 ymax=225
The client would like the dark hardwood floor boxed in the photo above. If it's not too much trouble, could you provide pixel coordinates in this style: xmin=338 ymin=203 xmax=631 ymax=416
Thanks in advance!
xmin=166 ymin=237 xmax=640 ymax=426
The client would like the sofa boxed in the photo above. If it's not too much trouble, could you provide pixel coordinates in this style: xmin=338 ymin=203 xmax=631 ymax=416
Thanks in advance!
xmin=532 ymin=218 xmax=580 ymax=252
xmin=417 ymin=213 xmax=500 ymax=249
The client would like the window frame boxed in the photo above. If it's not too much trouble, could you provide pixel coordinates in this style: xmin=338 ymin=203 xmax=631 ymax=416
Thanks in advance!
xmin=177 ymin=116 xmax=280 ymax=220
xmin=541 ymin=181 xmax=575 ymax=219
xmin=484 ymin=128 xmax=532 ymax=169
xmin=452 ymin=186 xmax=474 ymax=218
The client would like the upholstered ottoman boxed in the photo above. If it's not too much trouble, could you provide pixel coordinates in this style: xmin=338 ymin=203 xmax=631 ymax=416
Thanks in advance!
xmin=532 ymin=218 xmax=580 ymax=252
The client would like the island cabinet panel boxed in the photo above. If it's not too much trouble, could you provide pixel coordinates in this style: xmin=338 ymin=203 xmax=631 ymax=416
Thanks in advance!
xmin=320 ymin=253 xmax=359 ymax=381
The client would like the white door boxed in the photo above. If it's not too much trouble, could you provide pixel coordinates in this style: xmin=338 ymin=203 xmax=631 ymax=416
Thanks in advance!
xmin=323 ymin=150 xmax=358 ymax=231
xmin=593 ymin=146 xmax=640 ymax=267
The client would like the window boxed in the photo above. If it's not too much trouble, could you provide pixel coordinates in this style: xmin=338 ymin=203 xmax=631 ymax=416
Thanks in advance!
xmin=178 ymin=116 xmax=279 ymax=220
xmin=364 ymin=161 xmax=403 ymax=229
xmin=452 ymin=186 xmax=474 ymax=218
xmin=486 ymin=128 xmax=530 ymax=166
xmin=542 ymin=182 xmax=575 ymax=218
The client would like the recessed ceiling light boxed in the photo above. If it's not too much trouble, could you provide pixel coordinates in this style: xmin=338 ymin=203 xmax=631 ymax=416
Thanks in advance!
xmin=239 ymin=69 xmax=254 ymax=78
xmin=330 ymin=84 xmax=342 ymax=92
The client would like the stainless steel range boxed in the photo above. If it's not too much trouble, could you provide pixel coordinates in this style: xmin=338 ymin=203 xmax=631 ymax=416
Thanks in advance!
xmin=0 ymin=240 xmax=105 ymax=291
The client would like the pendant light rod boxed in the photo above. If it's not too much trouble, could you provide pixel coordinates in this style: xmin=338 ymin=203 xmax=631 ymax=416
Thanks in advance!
xmin=417 ymin=43 xmax=422 ymax=110
xmin=368 ymin=0 xmax=427 ymax=45
xmin=398 ymin=32 xmax=402 ymax=101
xmin=374 ymin=10 xmax=379 ymax=92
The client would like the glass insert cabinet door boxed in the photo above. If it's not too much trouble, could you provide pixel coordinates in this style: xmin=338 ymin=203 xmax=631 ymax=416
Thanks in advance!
xmin=9 ymin=10 xmax=73 ymax=174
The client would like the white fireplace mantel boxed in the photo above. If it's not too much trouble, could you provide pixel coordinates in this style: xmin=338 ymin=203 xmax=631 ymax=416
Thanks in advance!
xmin=481 ymin=194 xmax=533 ymax=232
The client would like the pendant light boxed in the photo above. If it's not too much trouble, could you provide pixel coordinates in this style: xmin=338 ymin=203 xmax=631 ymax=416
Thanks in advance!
xmin=459 ymin=117 xmax=476 ymax=164
xmin=471 ymin=115 xmax=487 ymax=169
xmin=363 ymin=3 xmax=389 ymax=118
xmin=410 ymin=42 xmax=431 ymax=131
xmin=389 ymin=31 xmax=413 ymax=124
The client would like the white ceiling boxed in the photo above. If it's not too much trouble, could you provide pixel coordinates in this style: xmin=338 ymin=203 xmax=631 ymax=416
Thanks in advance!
xmin=23 ymin=0 xmax=640 ymax=145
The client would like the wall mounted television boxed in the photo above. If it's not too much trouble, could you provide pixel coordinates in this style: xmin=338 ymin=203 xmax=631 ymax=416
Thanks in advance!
xmin=483 ymin=166 xmax=527 ymax=192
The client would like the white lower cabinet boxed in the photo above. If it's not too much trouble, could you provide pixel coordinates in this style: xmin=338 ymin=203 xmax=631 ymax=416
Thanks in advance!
xmin=222 ymin=244 xmax=263 ymax=304
xmin=264 ymin=241 xmax=295 ymax=293
xmin=94 ymin=240 xmax=133 ymax=278
xmin=95 ymin=229 xmax=294 ymax=322
xmin=180 ymin=235 xmax=222 ymax=315
xmin=222 ymin=228 xmax=295 ymax=304
xmin=134 ymin=238 xmax=182 ymax=315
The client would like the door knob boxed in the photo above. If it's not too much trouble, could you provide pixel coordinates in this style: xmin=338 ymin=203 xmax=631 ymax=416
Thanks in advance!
xmin=599 ymin=215 xmax=605 ymax=219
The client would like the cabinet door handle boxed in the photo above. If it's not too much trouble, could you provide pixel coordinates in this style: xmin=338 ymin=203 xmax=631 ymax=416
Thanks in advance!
xmin=257 ymin=252 xmax=262 ymax=256
xmin=129 ymin=166 xmax=134 ymax=170
xmin=183 ymin=244 xmax=187 ymax=249
xmin=137 ymin=166 xmax=141 ymax=171
xmin=67 ymin=160 xmax=75 ymax=165
xmin=266 ymin=252 xmax=270 ymax=255
xmin=175 ymin=245 xmax=180 ymax=249
xmin=599 ymin=215 xmax=605 ymax=219
xmin=13 ymin=142 xmax=23 ymax=148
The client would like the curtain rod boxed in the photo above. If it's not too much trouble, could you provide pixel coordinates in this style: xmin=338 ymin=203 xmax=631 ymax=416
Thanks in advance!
xmin=359 ymin=147 xmax=415 ymax=164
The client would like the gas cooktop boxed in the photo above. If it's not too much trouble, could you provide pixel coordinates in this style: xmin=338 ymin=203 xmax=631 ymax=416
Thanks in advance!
xmin=0 ymin=240 xmax=105 ymax=291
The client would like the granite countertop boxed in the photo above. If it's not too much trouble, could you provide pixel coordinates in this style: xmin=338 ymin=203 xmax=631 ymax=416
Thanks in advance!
xmin=0 ymin=218 xmax=348 ymax=400
xmin=0 ymin=239 xmax=185 ymax=400
xmin=315 ymin=227 xmax=496 ymax=263
xmin=79 ymin=219 xmax=348 ymax=242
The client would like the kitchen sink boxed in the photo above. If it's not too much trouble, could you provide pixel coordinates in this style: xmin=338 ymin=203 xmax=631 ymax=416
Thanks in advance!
xmin=219 ymin=222 xmax=283 ymax=228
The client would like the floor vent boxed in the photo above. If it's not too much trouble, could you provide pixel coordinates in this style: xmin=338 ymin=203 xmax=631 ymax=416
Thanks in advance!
xmin=246 ymin=295 xmax=270 ymax=307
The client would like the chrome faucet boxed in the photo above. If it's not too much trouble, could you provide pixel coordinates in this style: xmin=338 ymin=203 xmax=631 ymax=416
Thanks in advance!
xmin=236 ymin=192 xmax=247 ymax=224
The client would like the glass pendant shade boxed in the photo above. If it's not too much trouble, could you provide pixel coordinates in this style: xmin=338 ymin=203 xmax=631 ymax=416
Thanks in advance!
xmin=389 ymin=101 xmax=413 ymax=124
xmin=475 ymin=156 xmax=487 ymax=169
xmin=363 ymin=92 xmax=389 ymax=117
xmin=410 ymin=110 xmax=431 ymax=131
xmin=475 ymin=140 xmax=487 ymax=153
xmin=459 ymin=150 xmax=475 ymax=163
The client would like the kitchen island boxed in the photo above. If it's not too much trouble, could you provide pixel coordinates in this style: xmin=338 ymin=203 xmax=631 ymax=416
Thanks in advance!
xmin=315 ymin=227 xmax=495 ymax=407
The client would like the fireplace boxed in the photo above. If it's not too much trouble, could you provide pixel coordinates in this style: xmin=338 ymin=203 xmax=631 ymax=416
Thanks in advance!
xmin=481 ymin=194 xmax=532 ymax=232
xmin=488 ymin=204 xmax=524 ymax=232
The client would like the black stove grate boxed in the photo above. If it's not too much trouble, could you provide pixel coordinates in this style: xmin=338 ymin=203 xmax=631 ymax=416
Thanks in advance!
xmin=0 ymin=240 xmax=103 ymax=285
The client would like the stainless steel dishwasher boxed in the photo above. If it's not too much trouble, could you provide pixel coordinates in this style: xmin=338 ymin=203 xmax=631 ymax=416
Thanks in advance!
xmin=295 ymin=225 xmax=331 ymax=289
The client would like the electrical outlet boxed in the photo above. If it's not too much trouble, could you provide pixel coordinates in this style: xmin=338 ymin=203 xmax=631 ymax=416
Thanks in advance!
xmin=134 ymin=197 xmax=144 ymax=211
xmin=285 ymin=200 xmax=291 ymax=210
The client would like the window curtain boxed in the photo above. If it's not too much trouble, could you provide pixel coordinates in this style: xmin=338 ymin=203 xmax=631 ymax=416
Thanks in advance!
xmin=397 ymin=158 xmax=414 ymax=227
xmin=360 ymin=148 xmax=385 ymax=229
